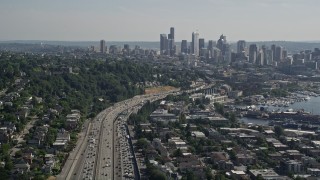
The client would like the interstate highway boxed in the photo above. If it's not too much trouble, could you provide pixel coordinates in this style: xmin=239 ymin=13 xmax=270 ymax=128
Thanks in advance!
xmin=57 ymin=92 xmax=175 ymax=180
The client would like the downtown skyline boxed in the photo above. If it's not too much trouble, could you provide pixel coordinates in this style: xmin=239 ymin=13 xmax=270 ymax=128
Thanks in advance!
xmin=1 ymin=0 xmax=320 ymax=42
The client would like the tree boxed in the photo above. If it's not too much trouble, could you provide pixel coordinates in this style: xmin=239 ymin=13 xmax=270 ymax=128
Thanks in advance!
xmin=136 ymin=138 xmax=148 ymax=150
xmin=172 ymin=148 xmax=183 ymax=157
xmin=150 ymin=170 xmax=167 ymax=180
xmin=214 ymin=103 xmax=224 ymax=115
xmin=274 ymin=126 xmax=284 ymax=137
xmin=229 ymin=113 xmax=239 ymax=128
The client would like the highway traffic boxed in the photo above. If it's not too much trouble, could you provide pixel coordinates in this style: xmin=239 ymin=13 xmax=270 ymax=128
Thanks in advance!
xmin=57 ymin=90 xmax=178 ymax=180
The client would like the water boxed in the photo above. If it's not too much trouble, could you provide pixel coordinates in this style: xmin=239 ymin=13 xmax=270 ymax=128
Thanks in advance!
xmin=240 ymin=96 xmax=320 ymax=125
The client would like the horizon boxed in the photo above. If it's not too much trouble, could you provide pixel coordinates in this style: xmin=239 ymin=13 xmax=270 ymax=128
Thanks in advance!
xmin=2 ymin=40 xmax=320 ymax=44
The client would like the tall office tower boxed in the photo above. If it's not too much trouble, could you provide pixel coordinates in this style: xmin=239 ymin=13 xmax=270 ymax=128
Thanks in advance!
xmin=266 ymin=49 xmax=273 ymax=65
xmin=100 ymin=40 xmax=106 ymax=53
xmin=257 ymin=49 xmax=264 ymax=66
xmin=217 ymin=34 xmax=227 ymax=50
xmin=271 ymin=44 xmax=276 ymax=60
xmin=275 ymin=46 xmax=283 ymax=61
xmin=208 ymin=40 xmax=216 ymax=49
xmin=199 ymin=38 xmax=205 ymax=50
xmin=160 ymin=34 xmax=168 ymax=55
xmin=207 ymin=40 xmax=216 ymax=59
xmin=170 ymin=27 xmax=175 ymax=40
xmin=181 ymin=40 xmax=188 ymax=54
xmin=124 ymin=44 xmax=130 ymax=55
xmin=168 ymin=39 xmax=173 ymax=55
xmin=216 ymin=34 xmax=230 ymax=63
xmin=199 ymin=38 xmax=205 ymax=56
xmin=237 ymin=40 xmax=246 ymax=53
xmin=224 ymin=44 xmax=232 ymax=64
xmin=167 ymin=27 xmax=175 ymax=56
xmin=249 ymin=44 xmax=258 ymax=63
xmin=283 ymin=49 xmax=288 ymax=59
xmin=192 ymin=31 xmax=199 ymax=56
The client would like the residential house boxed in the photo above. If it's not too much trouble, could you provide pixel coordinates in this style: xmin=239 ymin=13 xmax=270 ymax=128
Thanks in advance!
xmin=210 ymin=152 xmax=234 ymax=171
xmin=22 ymin=151 xmax=34 ymax=165
xmin=307 ymin=168 xmax=320 ymax=177
xmin=0 ymin=127 xmax=12 ymax=143
xmin=66 ymin=110 xmax=81 ymax=130
xmin=191 ymin=131 xmax=206 ymax=138
xmin=231 ymin=170 xmax=249 ymax=180
xmin=235 ymin=153 xmax=256 ymax=166
xmin=33 ymin=125 xmax=49 ymax=146
xmin=53 ymin=129 xmax=70 ymax=150
xmin=280 ymin=159 xmax=303 ymax=174
xmin=42 ymin=154 xmax=55 ymax=173
xmin=284 ymin=150 xmax=303 ymax=160
xmin=13 ymin=159 xmax=30 ymax=174
xmin=168 ymin=137 xmax=188 ymax=151
xmin=249 ymin=169 xmax=283 ymax=180
xmin=150 ymin=109 xmax=177 ymax=124
xmin=152 ymin=138 xmax=169 ymax=157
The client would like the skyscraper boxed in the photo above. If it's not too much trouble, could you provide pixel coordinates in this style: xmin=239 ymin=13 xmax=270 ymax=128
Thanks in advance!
xmin=192 ymin=31 xmax=199 ymax=56
xmin=199 ymin=38 xmax=205 ymax=56
xmin=249 ymin=44 xmax=258 ymax=63
xmin=124 ymin=44 xmax=130 ymax=55
xmin=160 ymin=34 xmax=168 ymax=55
xmin=257 ymin=49 xmax=264 ymax=66
xmin=167 ymin=27 xmax=175 ymax=56
xmin=208 ymin=40 xmax=216 ymax=50
xmin=199 ymin=38 xmax=205 ymax=50
xmin=271 ymin=44 xmax=276 ymax=60
xmin=216 ymin=34 xmax=230 ymax=64
xmin=217 ymin=34 xmax=227 ymax=51
xmin=181 ymin=40 xmax=188 ymax=54
xmin=275 ymin=46 xmax=283 ymax=61
xmin=237 ymin=40 xmax=246 ymax=54
xmin=170 ymin=27 xmax=174 ymax=40
xmin=266 ymin=49 xmax=273 ymax=65
xmin=100 ymin=40 xmax=106 ymax=53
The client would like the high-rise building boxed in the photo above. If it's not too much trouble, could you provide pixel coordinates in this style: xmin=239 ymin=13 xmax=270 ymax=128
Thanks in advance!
xmin=275 ymin=46 xmax=283 ymax=61
xmin=224 ymin=44 xmax=232 ymax=64
xmin=123 ymin=44 xmax=130 ymax=55
xmin=257 ymin=49 xmax=264 ymax=66
xmin=237 ymin=40 xmax=246 ymax=54
xmin=271 ymin=44 xmax=276 ymax=60
xmin=217 ymin=34 xmax=227 ymax=50
xmin=100 ymin=40 xmax=106 ymax=53
xmin=208 ymin=40 xmax=216 ymax=50
xmin=160 ymin=34 xmax=168 ymax=55
xmin=170 ymin=27 xmax=175 ymax=40
xmin=199 ymin=38 xmax=205 ymax=56
xmin=266 ymin=49 xmax=273 ymax=65
xmin=167 ymin=27 xmax=175 ymax=56
xmin=216 ymin=34 xmax=231 ymax=64
xmin=192 ymin=31 xmax=199 ymax=56
xmin=283 ymin=49 xmax=288 ymax=59
xmin=199 ymin=38 xmax=205 ymax=50
xmin=249 ymin=44 xmax=258 ymax=63
xmin=181 ymin=40 xmax=188 ymax=54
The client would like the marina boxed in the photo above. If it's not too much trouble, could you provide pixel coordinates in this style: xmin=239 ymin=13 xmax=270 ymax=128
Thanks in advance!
xmin=240 ymin=91 xmax=320 ymax=125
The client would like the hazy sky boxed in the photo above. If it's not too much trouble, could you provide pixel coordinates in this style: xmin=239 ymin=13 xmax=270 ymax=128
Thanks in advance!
xmin=0 ymin=0 xmax=319 ymax=42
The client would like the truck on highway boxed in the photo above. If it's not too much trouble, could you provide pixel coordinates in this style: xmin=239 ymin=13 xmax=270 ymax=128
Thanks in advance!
xmin=89 ymin=138 xmax=95 ymax=144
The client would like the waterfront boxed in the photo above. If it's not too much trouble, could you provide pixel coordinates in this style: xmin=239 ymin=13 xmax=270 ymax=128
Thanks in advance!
xmin=240 ymin=96 xmax=320 ymax=125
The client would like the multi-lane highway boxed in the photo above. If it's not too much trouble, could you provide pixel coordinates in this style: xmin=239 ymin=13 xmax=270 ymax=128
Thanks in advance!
xmin=57 ymin=91 xmax=176 ymax=180
xmin=56 ymin=84 xmax=214 ymax=180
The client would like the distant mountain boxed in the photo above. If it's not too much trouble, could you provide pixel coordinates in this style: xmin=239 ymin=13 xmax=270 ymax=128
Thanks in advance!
xmin=1 ymin=40 xmax=320 ymax=53
xmin=0 ymin=40 xmax=160 ymax=49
